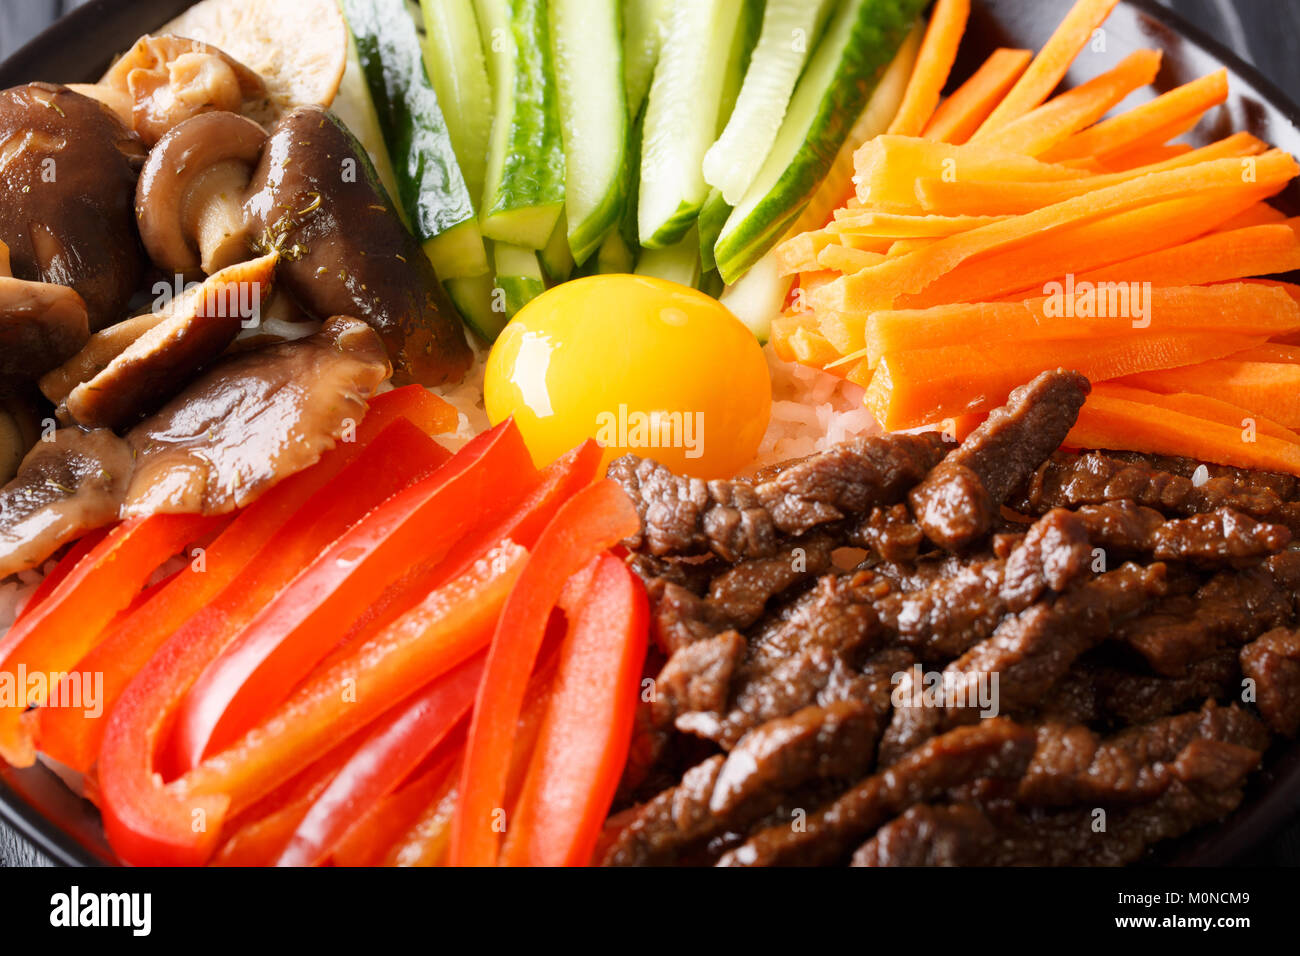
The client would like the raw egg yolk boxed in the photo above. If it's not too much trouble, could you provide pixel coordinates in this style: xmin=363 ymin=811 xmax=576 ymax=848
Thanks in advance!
xmin=484 ymin=275 xmax=772 ymax=479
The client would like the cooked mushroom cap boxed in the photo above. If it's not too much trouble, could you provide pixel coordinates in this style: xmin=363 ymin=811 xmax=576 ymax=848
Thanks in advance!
xmin=0 ymin=83 xmax=146 ymax=331
xmin=244 ymin=107 xmax=472 ymax=386
xmin=0 ymin=427 xmax=133 ymax=579
xmin=123 ymin=314 xmax=391 ymax=517
xmin=65 ymin=253 xmax=278 ymax=430
xmin=0 ymin=275 xmax=90 ymax=389
xmin=136 ymin=110 xmax=269 ymax=276
xmin=38 ymin=311 xmax=167 ymax=411
xmin=100 ymin=34 xmax=268 ymax=146
xmin=160 ymin=0 xmax=346 ymax=126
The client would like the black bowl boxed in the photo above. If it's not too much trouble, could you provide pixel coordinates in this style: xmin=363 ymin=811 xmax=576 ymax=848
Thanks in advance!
xmin=2 ymin=0 xmax=1299 ymax=867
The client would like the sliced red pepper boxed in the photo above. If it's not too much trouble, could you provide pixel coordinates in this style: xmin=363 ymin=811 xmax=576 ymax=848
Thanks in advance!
xmin=274 ymin=653 xmax=485 ymax=866
xmin=502 ymin=554 xmax=648 ymax=866
xmin=0 ymin=512 xmax=226 ymax=766
xmin=10 ymin=526 xmax=112 ymax=627
xmin=37 ymin=415 xmax=449 ymax=774
xmin=450 ymin=479 xmax=640 ymax=866
xmin=168 ymin=420 xmax=535 ymax=772
xmin=98 ymin=541 xmax=528 ymax=866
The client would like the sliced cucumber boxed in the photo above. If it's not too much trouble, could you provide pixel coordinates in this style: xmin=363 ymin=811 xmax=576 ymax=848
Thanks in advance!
xmin=540 ymin=213 xmax=576 ymax=284
xmin=342 ymin=0 xmax=489 ymax=279
xmin=789 ymin=21 xmax=921 ymax=237
xmin=719 ymin=248 xmax=793 ymax=344
xmin=476 ymin=0 xmax=566 ymax=249
xmin=447 ymin=269 xmax=508 ymax=341
xmin=332 ymin=29 xmax=405 ymax=209
xmin=717 ymin=0 xmax=765 ymax=131
xmin=699 ymin=269 xmax=726 ymax=299
xmin=494 ymin=242 xmax=547 ymax=317
xmin=704 ymin=0 xmax=835 ymax=206
xmin=419 ymin=0 xmax=494 ymax=207
xmin=714 ymin=0 xmax=929 ymax=283
xmin=635 ymin=225 xmax=702 ymax=288
xmin=622 ymin=0 xmax=673 ymax=117
xmin=698 ymin=187 xmax=731 ymax=274
xmin=551 ymin=0 xmax=628 ymax=264
xmin=637 ymin=0 xmax=748 ymax=249
xmin=597 ymin=230 xmax=637 ymax=274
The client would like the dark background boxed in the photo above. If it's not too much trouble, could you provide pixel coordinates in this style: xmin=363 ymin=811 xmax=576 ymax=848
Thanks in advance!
xmin=1 ymin=0 xmax=1298 ymax=867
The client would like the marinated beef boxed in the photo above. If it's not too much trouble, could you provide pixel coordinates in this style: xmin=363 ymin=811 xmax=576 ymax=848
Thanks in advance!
xmin=1240 ymin=627 xmax=1300 ymax=735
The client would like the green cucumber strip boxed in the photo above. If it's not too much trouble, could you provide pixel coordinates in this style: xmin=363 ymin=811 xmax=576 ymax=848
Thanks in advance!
xmin=719 ymin=248 xmax=793 ymax=344
xmin=635 ymin=225 xmax=702 ymax=288
xmin=697 ymin=188 xmax=731 ymax=274
xmin=698 ymin=269 xmax=726 ymax=300
xmin=494 ymin=242 xmax=547 ymax=317
xmin=622 ymin=0 xmax=673 ymax=117
xmin=618 ymin=99 xmax=646 ymax=256
xmin=704 ymin=0 xmax=835 ymax=205
xmin=717 ymin=0 xmax=766 ymax=136
xmin=597 ymin=230 xmax=636 ymax=274
xmin=551 ymin=0 xmax=628 ymax=264
xmin=419 ymin=0 xmax=494 ymax=207
xmin=447 ymin=270 xmax=509 ymax=341
xmin=342 ymin=0 xmax=487 ymax=279
xmin=476 ymin=0 xmax=566 ymax=249
xmin=714 ymin=0 xmax=929 ymax=283
xmin=789 ymin=21 xmax=921 ymax=237
xmin=540 ymin=213 xmax=576 ymax=284
xmin=333 ymin=29 xmax=405 ymax=210
xmin=637 ymin=0 xmax=747 ymax=250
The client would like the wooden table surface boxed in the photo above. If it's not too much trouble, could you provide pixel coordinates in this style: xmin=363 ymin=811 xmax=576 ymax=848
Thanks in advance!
xmin=1 ymin=0 xmax=1299 ymax=869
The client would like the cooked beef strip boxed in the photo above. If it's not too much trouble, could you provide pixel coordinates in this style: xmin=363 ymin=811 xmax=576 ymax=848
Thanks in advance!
xmin=850 ymin=504 xmax=924 ymax=562
xmin=1117 ymin=550 xmax=1300 ymax=677
xmin=1106 ymin=451 xmax=1300 ymax=503
xmin=1240 ymin=627 xmax=1300 ymax=736
xmin=608 ymin=432 xmax=947 ymax=561
xmin=850 ymin=803 xmax=994 ymax=866
xmin=705 ymin=531 xmax=838 ymax=628
xmin=1016 ymin=451 xmax=1300 ymax=533
xmin=909 ymin=370 xmax=1090 ymax=551
xmin=602 ymin=701 xmax=878 ymax=866
xmin=718 ymin=719 xmax=1037 ymax=867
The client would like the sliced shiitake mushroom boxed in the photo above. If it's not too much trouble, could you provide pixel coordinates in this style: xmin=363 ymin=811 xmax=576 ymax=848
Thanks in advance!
xmin=0 ymin=239 xmax=90 ymax=391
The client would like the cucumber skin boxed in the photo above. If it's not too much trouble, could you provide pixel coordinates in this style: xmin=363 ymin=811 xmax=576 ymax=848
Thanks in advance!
xmin=448 ymin=271 xmax=509 ymax=342
xmin=419 ymin=0 xmax=494 ymax=207
xmin=697 ymin=188 xmax=731 ymax=274
xmin=714 ymin=0 xmax=929 ymax=283
xmin=479 ymin=0 xmax=567 ymax=247
xmin=342 ymin=0 xmax=477 ymax=242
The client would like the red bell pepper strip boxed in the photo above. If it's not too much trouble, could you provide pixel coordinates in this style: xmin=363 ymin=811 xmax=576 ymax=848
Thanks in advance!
xmin=168 ymin=420 xmax=535 ymax=771
xmin=450 ymin=479 xmax=641 ymax=866
xmin=501 ymin=554 xmax=648 ymax=866
xmin=37 ymin=415 xmax=449 ymax=774
xmin=275 ymin=653 xmax=485 ymax=866
xmin=98 ymin=541 xmax=528 ymax=866
xmin=0 ymin=511 xmax=226 ymax=767
xmin=10 ymin=526 xmax=112 ymax=628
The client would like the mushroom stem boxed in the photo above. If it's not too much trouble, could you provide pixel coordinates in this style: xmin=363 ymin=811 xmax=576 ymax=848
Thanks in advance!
xmin=65 ymin=83 xmax=134 ymax=128
xmin=189 ymin=161 xmax=256 ymax=275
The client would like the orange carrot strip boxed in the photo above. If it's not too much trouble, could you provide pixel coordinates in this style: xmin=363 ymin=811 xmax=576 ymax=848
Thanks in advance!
xmin=1070 ymin=224 xmax=1300 ymax=290
xmin=828 ymin=211 xmax=1009 ymax=238
xmin=1228 ymin=344 xmax=1300 ymax=364
xmin=1122 ymin=360 xmax=1300 ymax=427
xmin=1065 ymin=393 xmax=1300 ymax=475
xmin=788 ymin=326 xmax=841 ymax=368
xmin=1042 ymin=69 xmax=1229 ymax=163
xmin=1100 ymin=142 xmax=1194 ymax=170
xmin=897 ymin=188 xmax=1275 ymax=309
xmin=916 ymin=132 xmax=1267 ymax=216
xmin=975 ymin=0 xmax=1122 ymax=134
xmin=774 ymin=231 xmax=840 ymax=276
xmin=860 ymin=284 xmax=1300 ymax=368
xmin=1213 ymin=203 xmax=1288 ymax=231
xmin=815 ymin=150 xmax=1299 ymax=313
xmin=816 ymin=245 xmax=886 ymax=274
xmin=1091 ymin=383 xmax=1300 ymax=445
xmin=888 ymin=0 xmax=971 ymax=136
xmin=923 ymin=48 xmax=1032 ymax=144
xmin=887 ymin=238 xmax=938 ymax=258
xmin=864 ymin=331 xmax=1264 ymax=429
xmin=818 ymin=310 xmax=872 ymax=356
xmin=853 ymin=135 xmax=1091 ymax=209
xmin=977 ymin=49 xmax=1162 ymax=158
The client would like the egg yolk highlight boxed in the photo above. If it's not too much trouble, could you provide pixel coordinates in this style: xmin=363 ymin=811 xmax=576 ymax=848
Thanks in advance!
xmin=484 ymin=275 xmax=772 ymax=479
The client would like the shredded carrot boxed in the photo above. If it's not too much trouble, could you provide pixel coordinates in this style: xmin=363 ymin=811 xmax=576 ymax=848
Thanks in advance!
xmin=859 ymin=284 xmax=1300 ymax=368
xmin=975 ymin=0 xmax=1122 ymax=134
xmin=915 ymin=132 xmax=1268 ymax=216
xmin=1092 ymin=383 xmax=1300 ymax=445
xmin=1214 ymin=202 xmax=1289 ymax=231
xmin=923 ymin=48 xmax=1032 ymax=144
xmin=1069 ymin=224 xmax=1300 ymax=289
xmin=1065 ymin=392 xmax=1300 ymax=475
xmin=828 ymin=211 xmax=1010 ymax=238
xmin=887 ymin=238 xmax=938 ymax=258
xmin=818 ymin=310 xmax=873 ymax=355
xmin=1100 ymin=142 xmax=1194 ymax=170
xmin=897 ymin=188 xmax=1275 ymax=309
xmin=1122 ymin=360 xmax=1300 ymax=427
xmin=1042 ymin=69 xmax=1229 ymax=163
xmin=864 ymin=331 xmax=1263 ymax=429
xmin=774 ymin=231 xmax=839 ymax=276
xmin=770 ymin=311 xmax=816 ymax=363
xmin=977 ymin=49 xmax=1162 ymax=158
xmin=888 ymin=0 xmax=971 ymax=137
xmin=788 ymin=326 xmax=842 ymax=369
xmin=816 ymin=245 xmax=886 ymax=274
xmin=844 ymin=359 xmax=873 ymax=390
xmin=1228 ymin=344 xmax=1300 ymax=364
xmin=815 ymin=150 xmax=1299 ymax=313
